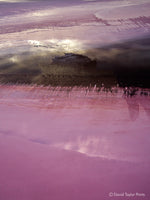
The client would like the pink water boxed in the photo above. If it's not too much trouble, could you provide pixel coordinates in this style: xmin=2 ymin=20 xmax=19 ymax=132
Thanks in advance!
xmin=0 ymin=85 xmax=150 ymax=200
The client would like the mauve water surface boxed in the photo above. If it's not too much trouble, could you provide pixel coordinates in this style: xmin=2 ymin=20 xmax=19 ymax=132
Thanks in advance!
xmin=0 ymin=85 xmax=150 ymax=200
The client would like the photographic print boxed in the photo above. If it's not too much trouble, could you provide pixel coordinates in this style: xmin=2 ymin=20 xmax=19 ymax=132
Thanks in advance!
xmin=0 ymin=0 xmax=150 ymax=199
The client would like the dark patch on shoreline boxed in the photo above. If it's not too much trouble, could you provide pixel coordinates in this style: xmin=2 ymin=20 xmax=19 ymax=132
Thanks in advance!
xmin=0 ymin=37 xmax=150 ymax=88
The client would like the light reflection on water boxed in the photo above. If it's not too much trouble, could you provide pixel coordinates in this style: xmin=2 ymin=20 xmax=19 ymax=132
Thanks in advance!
xmin=0 ymin=85 xmax=150 ymax=162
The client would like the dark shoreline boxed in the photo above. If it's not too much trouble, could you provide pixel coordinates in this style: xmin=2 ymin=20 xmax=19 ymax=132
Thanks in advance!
xmin=1 ymin=37 xmax=150 ymax=88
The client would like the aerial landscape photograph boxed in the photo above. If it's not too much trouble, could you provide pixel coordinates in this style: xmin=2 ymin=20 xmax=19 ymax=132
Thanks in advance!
xmin=0 ymin=0 xmax=150 ymax=199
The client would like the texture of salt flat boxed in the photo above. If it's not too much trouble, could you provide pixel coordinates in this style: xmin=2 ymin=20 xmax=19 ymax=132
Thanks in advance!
xmin=0 ymin=85 xmax=150 ymax=200
xmin=0 ymin=0 xmax=150 ymax=55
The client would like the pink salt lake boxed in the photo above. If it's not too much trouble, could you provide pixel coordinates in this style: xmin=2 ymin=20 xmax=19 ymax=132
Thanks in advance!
xmin=0 ymin=85 xmax=150 ymax=200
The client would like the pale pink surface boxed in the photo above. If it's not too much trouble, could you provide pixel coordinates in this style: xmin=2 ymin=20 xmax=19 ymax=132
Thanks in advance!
xmin=0 ymin=85 xmax=150 ymax=200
